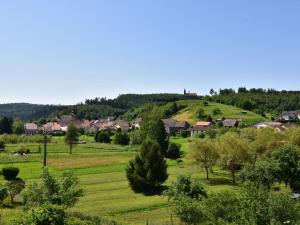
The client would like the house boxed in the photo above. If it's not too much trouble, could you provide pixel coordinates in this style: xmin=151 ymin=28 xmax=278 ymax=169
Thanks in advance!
xmin=188 ymin=125 xmax=209 ymax=137
xmin=276 ymin=111 xmax=300 ymax=122
xmin=250 ymin=122 xmax=283 ymax=129
xmin=162 ymin=119 xmax=190 ymax=136
xmin=43 ymin=122 xmax=62 ymax=133
xmin=184 ymin=89 xmax=197 ymax=97
xmin=131 ymin=118 xmax=142 ymax=129
xmin=114 ymin=120 xmax=131 ymax=132
xmin=222 ymin=119 xmax=239 ymax=127
xmin=196 ymin=121 xmax=212 ymax=128
xmin=24 ymin=123 xmax=38 ymax=135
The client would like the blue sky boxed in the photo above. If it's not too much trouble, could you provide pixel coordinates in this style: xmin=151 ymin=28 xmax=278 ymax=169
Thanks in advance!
xmin=0 ymin=0 xmax=300 ymax=104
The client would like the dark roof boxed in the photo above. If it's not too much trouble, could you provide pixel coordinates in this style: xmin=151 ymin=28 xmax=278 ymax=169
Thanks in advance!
xmin=188 ymin=125 xmax=209 ymax=132
xmin=162 ymin=119 xmax=176 ymax=128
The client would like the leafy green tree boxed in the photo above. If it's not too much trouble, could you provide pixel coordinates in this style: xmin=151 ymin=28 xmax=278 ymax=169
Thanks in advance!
xmin=113 ymin=132 xmax=129 ymax=145
xmin=126 ymin=139 xmax=168 ymax=192
xmin=240 ymin=160 xmax=277 ymax=189
xmin=218 ymin=132 xmax=251 ymax=184
xmin=190 ymin=139 xmax=218 ymax=180
xmin=24 ymin=170 xmax=83 ymax=208
xmin=129 ymin=129 xmax=143 ymax=145
xmin=166 ymin=142 xmax=181 ymax=159
xmin=6 ymin=179 xmax=25 ymax=203
xmin=0 ymin=117 xmax=12 ymax=134
xmin=202 ymin=191 xmax=243 ymax=224
xmin=65 ymin=124 xmax=79 ymax=154
xmin=196 ymin=108 xmax=207 ymax=120
xmin=165 ymin=175 xmax=207 ymax=225
xmin=164 ymin=175 xmax=207 ymax=201
xmin=12 ymin=119 xmax=24 ymax=134
xmin=271 ymin=144 xmax=300 ymax=189
xmin=212 ymin=107 xmax=222 ymax=115
xmin=11 ymin=203 xmax=67 ymax=225
xmin=141 ymin=108 xmax=168 ymax=155
xmin=94 ymin=130 xmax=111 ymax=143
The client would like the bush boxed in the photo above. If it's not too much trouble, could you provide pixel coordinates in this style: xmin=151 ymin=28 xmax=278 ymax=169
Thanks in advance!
xmin=2 ymin=167 xmax=19 ymax=181
xmin=180 ymin=130 xmax=190 ymax=138
xmin=113 ymin=132 xmax=129 ymax=145
xmin=212 ymin=108 xmax=222 ymax=115
xmin=0 ymin=186 xmax=8 ymax=204
xmin=0 ymin=141 xmax=5 ymax=151
xmin=95 ymin=131 xmax=111 ymax=143
xmin=129 ymin=130 xmax=143 ymax=146
xmin=166 ymin=142 xmax=181 ymax=159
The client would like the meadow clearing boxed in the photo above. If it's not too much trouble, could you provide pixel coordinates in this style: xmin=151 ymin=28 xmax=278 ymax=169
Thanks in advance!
xmin=0 ymin=137 xmax=239 ymax=225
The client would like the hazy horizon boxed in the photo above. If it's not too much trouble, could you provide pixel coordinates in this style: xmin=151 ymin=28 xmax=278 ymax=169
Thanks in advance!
xmin=1 ymin=0 xmax=300 ymax=104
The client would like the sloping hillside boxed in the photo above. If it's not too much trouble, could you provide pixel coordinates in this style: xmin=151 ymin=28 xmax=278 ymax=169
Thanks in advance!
xmin=172 ymin=100 xmax=267 ymax=126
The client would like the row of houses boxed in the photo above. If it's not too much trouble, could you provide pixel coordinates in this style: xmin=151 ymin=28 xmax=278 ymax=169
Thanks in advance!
xmin=162 ymin=118 xmax=240 ymax=137
xmin=24 ymin=115 xmax=140 ymax=135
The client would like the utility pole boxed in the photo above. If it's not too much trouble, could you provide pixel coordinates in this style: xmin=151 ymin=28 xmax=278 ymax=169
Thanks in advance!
xmin=43 ymin=133 xmax=47 ymax=168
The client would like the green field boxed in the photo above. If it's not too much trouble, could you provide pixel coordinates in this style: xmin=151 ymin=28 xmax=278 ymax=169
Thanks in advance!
xmin=172 ymin=99 xmax=267 ymax=126
xmin=0 ymin=138 xmax=239 ymax=225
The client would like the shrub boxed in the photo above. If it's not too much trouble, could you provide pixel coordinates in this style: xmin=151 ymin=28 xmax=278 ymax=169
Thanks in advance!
xmin=2 ymin=167 xmax=19 ymax=181
xmin=212 ymin=108 xmax=222 ymax=115
xmin=129 ymin=130 xmax=143 ymax=146
xmin=0 ymin=186 xmax=8 ymax=205
xmin=113 ymin=132 xmax=129 ymax=145
xmin=166 ymin=142 xmax=181 ymax=159
xmin=0 ymin=141 xmax=5 ymax=151
xmin=6 ymin=178 xmax=25 ymax=203
xmin=95 ymin=131 xmax=111 ymax=143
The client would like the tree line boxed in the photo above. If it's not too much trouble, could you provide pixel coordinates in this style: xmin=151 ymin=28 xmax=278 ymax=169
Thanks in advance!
xmin=208 ymin=87 xmax=300 ymax=115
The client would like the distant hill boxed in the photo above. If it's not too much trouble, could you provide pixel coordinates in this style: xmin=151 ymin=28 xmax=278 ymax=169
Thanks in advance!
xmin=0 ymin=93 xmax=196 ymax=121
xmin=172 ymin=99 xmax=267 ymax=126
xmin=0 ymin=103 xmax=64 ymax=121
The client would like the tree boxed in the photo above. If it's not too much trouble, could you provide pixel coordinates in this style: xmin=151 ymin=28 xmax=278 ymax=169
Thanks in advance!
xmin=129 ymin=129 xmax=143 ymax=145
xmin=126 ymin=139 xmax=168 ymax=192
xmin=271 ymin=144 xmax=300 ymax=189
xmin=164 ymin=175 xmax=207 ymax=225
xmin=164 ymin=175 xmax=207 ymax=201
xmin=0 ymin=117 xmax=12 ymax=134
xmin=218 ymin=132 xmax=251 ymax=184
xmin=189 ymin=139 xmax=218 ymax=179
xmin=24 ymin=170 xmax=83 ymax=208
xmin=240 ymin=160 xmax=277 ymax=189
xmin=65 ymin=124 xmax=79 ymax=154
xmin=94 ymin=130 xmax=111 ymax=143
xmin=113 ymin=132 xmax=130 ymax=145
xmin=11 ymin=203 xmax=67 ymax=225
xmin=12 ymin=119 xmax=24 ymax=134
xmin=210 ymin=88 xmax=215 ymax=96
xmin=212 ymin=107 xmax=222 ymax=115
xmin=166 ymin=142 xmax=181 ymax=159
xmin=6 ymin=179 xmax=25 ymax=203
xmin=141 ymin=108 xmax=169 ymax=155
xmin=2 ymin=167 xmax=19 ymax=181
xmin=196 ymin=108 xmax=207 ymax=120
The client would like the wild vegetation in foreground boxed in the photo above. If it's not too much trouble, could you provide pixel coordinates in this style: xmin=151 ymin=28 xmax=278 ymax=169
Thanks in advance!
xmin=1 ymin=104 xmax=300 ymax=224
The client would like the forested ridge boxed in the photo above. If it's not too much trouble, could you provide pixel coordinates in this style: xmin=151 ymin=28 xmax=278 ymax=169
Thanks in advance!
xmin=0 ymin=93 xmax=191 ymax=121
xmin=209 ymin=88 xmax=300 ymax=115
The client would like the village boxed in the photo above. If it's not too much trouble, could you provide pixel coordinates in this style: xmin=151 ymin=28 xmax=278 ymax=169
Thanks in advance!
xmin=23 ymin=110 xmax=300 ymax=137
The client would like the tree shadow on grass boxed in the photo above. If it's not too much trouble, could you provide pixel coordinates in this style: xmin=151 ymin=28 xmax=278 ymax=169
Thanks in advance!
xmin=204 ymin=177 xmax=235 ymax=186
xmin=135 ymin=185 xmax=168 ymax=196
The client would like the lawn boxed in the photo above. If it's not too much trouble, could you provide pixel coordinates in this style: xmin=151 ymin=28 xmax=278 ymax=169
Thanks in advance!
xmin=172 ymin=99 xmax=267 ymax=126
xmin=0 ymin=138 xmax=237 ymax=225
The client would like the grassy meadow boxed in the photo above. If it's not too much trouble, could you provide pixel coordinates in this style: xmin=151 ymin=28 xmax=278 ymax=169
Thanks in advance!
xmin=0 ymin=137 xmax=239 ymax=225
xmin=172 ymin=99 xmax=267 ymax=125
